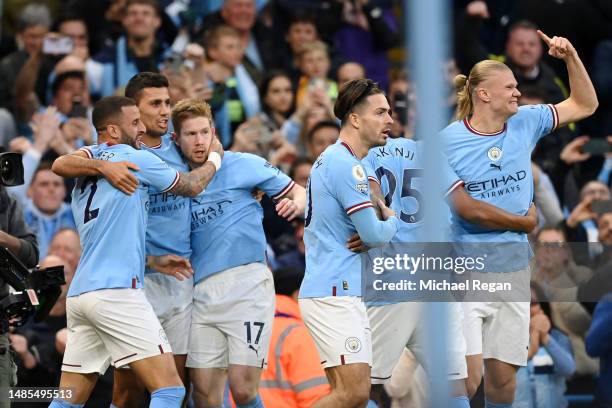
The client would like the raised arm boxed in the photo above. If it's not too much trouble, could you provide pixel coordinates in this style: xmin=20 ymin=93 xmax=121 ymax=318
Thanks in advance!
xmin=52 ymin=150 xmax=140 ymax=194
xmin=449 ymin=187 xmax=537 ymax=233
xmin=538 ymin=31 xmax=599 ymax=127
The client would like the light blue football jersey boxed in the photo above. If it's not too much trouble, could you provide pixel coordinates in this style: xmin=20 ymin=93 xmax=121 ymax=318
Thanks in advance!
xmin=140 ymin=134 xmax=192 ymax=271
xmin=363 ymin=138 xmax=462 ymax=243
xmin=68 ymin=143 xmax=179 ymax=297
xmin=441 ymin=104 xmax=558 ymax=244
xmin=300 ymin=140 xmax=400 ymax=298
xmin=190 ymin=151 xmax=294 ymax=283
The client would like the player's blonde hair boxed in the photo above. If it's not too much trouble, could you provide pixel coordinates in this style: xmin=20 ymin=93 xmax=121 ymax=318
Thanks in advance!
xmin=454 ymin=60 xmax=511 ymax=121
xmin=171 ymin=98 xmax=214 ymax=135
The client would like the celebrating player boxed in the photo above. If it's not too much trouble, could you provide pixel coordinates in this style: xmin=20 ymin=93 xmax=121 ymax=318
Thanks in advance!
xmin=48 ymin=95 xmax=220 ymax=407
xmin=442 ymin=31 xmax=597 ymax=407
xmin=299 ymin=79 xmax=400 ymax=408
xmin=169 ymin=98 xmax=305 ymax=408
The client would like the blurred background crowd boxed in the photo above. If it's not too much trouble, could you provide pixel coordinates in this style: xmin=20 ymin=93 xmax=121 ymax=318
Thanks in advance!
xmin=0 ymin=0 xmax=611 ymax=407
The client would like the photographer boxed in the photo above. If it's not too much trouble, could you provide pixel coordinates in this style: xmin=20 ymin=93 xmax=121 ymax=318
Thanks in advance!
xmin=0 ymin=148 xmax=39 ymax=405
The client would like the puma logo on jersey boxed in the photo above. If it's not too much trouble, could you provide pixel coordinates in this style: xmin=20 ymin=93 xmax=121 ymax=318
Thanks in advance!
xmin=490 ymin=163 xmax=502 ymax=171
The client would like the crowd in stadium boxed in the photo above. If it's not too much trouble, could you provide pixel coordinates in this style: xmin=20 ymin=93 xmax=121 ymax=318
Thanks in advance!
xmin=0 ymin=0 xmax=611 ymax=407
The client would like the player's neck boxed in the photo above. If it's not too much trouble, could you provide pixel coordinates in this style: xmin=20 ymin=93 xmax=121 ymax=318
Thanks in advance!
xmin=141 ymin=133 xmax=162 ymax=148
xmin=339 ymin=134 xmax=368 ymax=159
xmin=468 ymin=111 xmax=507 ymax=134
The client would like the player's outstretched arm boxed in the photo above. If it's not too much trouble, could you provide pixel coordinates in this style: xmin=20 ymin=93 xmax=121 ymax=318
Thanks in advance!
xmin=275 ymin=184 xmax=306 ymax=221
xmin=169 ymin=136 xmax=224 ymax=197
xmin=450 ymin=188 xmax=537 ymax=233
xmin=537 ymin=31 xmax=598 ymax=127
xmin=52 ymin=150 xmax=140 ymax=194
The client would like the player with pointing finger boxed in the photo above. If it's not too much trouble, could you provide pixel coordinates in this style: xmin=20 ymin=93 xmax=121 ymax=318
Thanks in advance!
xmin=441 ymin=31 xmax=598 ymax=407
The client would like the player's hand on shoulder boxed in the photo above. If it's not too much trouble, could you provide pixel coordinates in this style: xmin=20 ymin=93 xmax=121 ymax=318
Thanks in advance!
xmin=147 ymin=254 xmax=193 ymax=281
xmin=99 ymin=160 xmax=140 ymax=195
xmin=347 ymin=233 xmax=368 ymax=253
xmin=537 ymin=30 xmax=576 ymax=60
xmin=378 ymin=199 xmax=396 ymax=220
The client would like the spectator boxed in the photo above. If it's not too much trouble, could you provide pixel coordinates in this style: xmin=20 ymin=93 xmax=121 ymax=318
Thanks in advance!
xmin=48 ymin=228 xmax=81 ymax=274
xmin=23 ymin=162 xmax=75 ymax=259
xmin=0 ymin=4 xmax=51 ymax=110
xmin=55 ymin=14 xmax=105 ymax=98
xmin=333 ymin=0 xmax=400 ymax=91
xmin=259 ymin=267 xmax=329 ymax=407
xmin=205 ymin=25 xmax=260 ymax=148
xmin=199 ymin=0 xmax=277 ymax=84
xmin=387 ymin=70 xmax=415 ymax=138
xmin=95 ymin=0 xmax=168 ymax=96
xmin=305 ymin=120 xmax=339 ymax=162
xmin=561 ymin=180 xmax=610 ymax=264
xmin=532 ymin=163 xmax=564 ymax=227
xmin=295 ymin=41 xmax=338 ymax=109
xmin=533 ymin=227 xmax=599 ymax=376
xmin=336 ymin=61 xmax=365 ymax=89
xmin=0 ymin=109 xmax=18 ymax=148
xmin=585 ymin=293 xmax=612 ymax=408
xmin=235 ymin=70 xmax=297 ymax=162
xmin=288 ymin=157 xmax=313 ymax=188
xmin=513 ymin=282 xmax=576 ymax=407
xmin=281 ymin=13 xmax=320 ymax=83
xmin=505 ymin=20 xmax=567 ymax=104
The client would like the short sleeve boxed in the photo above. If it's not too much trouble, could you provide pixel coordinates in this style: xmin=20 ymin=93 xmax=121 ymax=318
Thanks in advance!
xmin=79 ymin=144 xmax=100 ymax=158
xmin=441 ymin=159 xmax=464 ymax=197
xmin=130 ymin=150 xmax=179 ymax=193
xmin=518 ymin=104 xmax=559 ymax=149
xmin=242 ymin=154 xmax=295 ymax=199
xmin=329 ymin=158 xmax=373 ymax=215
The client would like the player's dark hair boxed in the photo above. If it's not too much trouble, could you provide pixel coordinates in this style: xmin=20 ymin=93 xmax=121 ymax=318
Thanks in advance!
xmin=92 ymin=96 xmax=136 ymax=132
xmin=334 ymin=79 xmax=383 ymax=126
xmin=125 ymin=72 xmax=169 ymax=103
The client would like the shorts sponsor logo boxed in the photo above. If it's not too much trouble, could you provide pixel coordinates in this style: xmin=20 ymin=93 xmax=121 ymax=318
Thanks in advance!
xmin=345 ymin=337 xmax=362 ymax=353
xmin=352 ymin=165 xmax=366 ymax=181
xmin=159 ymin=329 xmax=169 ymax=345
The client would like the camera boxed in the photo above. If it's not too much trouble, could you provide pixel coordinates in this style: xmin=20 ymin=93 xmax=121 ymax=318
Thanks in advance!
xmin=0 ymin=247 xmax=65 ymax=333
xmin=393 ymin=91 xmax=409 ymax=127
xmin=0 ymin=152 xmax=24 ymax=187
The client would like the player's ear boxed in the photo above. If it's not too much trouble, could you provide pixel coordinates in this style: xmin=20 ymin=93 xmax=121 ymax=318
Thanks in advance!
xmin=349 ymin=112 xmax=360 ymax=129
xmin=476 ymin=87 xmax=490 ymax=103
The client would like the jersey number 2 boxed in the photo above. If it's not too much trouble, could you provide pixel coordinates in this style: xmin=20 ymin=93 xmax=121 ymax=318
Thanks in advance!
xmin=81 ymin=177 xmax=100 ymax=223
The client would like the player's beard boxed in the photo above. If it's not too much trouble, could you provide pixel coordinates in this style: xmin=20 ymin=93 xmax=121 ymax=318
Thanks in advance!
xmin=119 ymin=130 xmax=139 ymax=149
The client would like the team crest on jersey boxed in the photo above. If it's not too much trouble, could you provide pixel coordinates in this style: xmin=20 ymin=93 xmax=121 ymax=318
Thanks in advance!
xmin=352 ymin=165 xmax=366 ymax=181
xmin=345 ymin=337 xmax=362 ymax=353
xmin=487 ymin=146 xmax=503 ymax=162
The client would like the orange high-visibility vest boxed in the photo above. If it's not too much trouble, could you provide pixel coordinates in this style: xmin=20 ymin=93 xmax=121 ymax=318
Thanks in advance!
xmin=259 ymin=295 xmax=330 ymax=408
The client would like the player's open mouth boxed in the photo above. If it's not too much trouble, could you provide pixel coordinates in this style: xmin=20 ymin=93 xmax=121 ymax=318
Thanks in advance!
xmin=382 ymin=129 xmax=391 ymax=136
